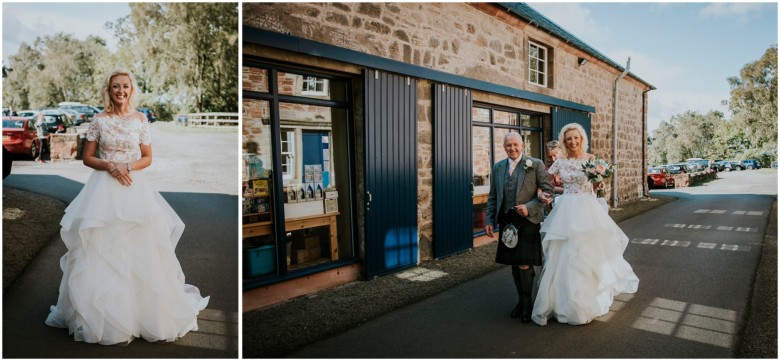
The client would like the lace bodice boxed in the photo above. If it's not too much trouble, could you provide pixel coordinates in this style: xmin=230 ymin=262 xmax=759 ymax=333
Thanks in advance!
xmin=548 ymin=157 xmax=594 ymax=194
xmin=86 ymin=115 xmax=151 ymax=164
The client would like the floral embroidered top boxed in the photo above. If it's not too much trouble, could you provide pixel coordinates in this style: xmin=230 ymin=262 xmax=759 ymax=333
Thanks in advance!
xmin=86 ymin=114 xmax=151 ymax=164
xmin=548 ymin=157 xmax=593 ymax=195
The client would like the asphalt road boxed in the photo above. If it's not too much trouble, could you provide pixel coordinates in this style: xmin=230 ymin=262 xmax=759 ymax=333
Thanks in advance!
xmin=2 ymin=122 xmax=239 ymax=357
xmin=287 ymin=169 xmax=776 ymax=358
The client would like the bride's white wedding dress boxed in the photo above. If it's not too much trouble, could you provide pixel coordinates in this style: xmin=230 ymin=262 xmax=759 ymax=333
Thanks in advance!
xmin=45 ymin=114 xmax=209 ymax=345
xmin=532 ymin=157 xmax=638 ymax=326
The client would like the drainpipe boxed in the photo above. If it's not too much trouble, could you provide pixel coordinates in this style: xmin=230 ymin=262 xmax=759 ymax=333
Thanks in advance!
xmin=642 ymin=88 xmax=652 ymax=197
xmin=612 ymin=57 xmax=630 ymax=208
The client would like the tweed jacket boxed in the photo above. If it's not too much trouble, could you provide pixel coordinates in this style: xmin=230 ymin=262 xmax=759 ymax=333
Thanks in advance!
xmin=485 ymin=155 xmax=554 ymax=227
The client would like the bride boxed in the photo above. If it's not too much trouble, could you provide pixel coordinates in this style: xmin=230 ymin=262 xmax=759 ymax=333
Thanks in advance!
xmin=45 ymin=69 xmax=209 ymax=345
xmin=531 ymin=122 xmax=638 ymax=326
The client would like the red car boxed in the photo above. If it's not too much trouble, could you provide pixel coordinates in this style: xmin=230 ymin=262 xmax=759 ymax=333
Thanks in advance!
xmin=647 ymin=166 xmax=674 ymax=189
xmin=3 ymin=116 xmax=40 ymax=158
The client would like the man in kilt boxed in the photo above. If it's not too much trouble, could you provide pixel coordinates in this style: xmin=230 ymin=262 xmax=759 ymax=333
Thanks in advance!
xmin=484 ymin=132 xmax=553 ymax=323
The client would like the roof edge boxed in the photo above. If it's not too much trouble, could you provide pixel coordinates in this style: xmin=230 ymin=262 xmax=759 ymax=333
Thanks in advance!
xmin=498 ymin=2 xmax=655 ymax=90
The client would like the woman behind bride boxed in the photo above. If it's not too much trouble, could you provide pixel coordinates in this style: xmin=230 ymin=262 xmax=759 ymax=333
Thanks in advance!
xmin=531 ymin=122 xmax=638 ymax=326
xmin=45 ymin=68 xmax=209 ymax=345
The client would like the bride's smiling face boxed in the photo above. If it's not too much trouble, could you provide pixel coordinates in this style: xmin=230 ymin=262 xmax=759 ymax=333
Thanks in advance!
xmin=109 ymin=75 xmax=132 ymax=108
xmin=563 ymin=129 xmax=582 ymax=154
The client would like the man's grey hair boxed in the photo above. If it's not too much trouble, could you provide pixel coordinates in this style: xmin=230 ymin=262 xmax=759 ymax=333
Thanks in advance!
xmin=503 ymin=131 xmax=524 ymax=145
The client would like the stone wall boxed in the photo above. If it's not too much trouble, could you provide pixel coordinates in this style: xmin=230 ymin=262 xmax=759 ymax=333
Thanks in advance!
xmin=244 ymin=2 xmax=652 ymax=260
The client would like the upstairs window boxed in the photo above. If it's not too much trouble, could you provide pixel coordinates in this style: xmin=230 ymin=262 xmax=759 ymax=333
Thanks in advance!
xmin=301 ymin=76 xmax=329 ymax=96
xmin=528 ymin=41 xmax=548 ymax=87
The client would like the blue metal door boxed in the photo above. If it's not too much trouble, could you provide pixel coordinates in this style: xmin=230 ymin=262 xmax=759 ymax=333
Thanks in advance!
xmin=363 ymin=70 xmax=418 ymax=278
xmin=552 ymin=107 xmax=592 ymax=152
xmin=433 ymin=84 xmax=473 ymax=258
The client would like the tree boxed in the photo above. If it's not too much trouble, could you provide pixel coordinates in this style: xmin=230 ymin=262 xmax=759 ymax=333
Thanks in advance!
xmin=726 ymin=44 xmax=778 ymax=164
xmin=111 ymin=3 xmax=239 ymax=113
xmin=2 ymin=34 xmax=108 ymax=110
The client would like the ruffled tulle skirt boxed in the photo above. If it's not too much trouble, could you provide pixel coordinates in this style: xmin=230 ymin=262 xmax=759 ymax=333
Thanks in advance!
xmin=532 ymin=192 xmax=638 ymax=326
xmin=45 ymin=170 xmax=209 ymax=345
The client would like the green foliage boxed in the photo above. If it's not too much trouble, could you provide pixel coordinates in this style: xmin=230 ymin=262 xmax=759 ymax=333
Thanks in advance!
xmin=3 ymin=3 xmax=238 ymax=119
xmin=649 ymin=45 xmax=778 ymax=166
xmin=3 ymin=34 xmax=109 ymax=110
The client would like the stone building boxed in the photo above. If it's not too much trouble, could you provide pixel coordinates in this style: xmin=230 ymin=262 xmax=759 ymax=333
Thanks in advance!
xmin=241 ymin=2 xmax=655 ymax=310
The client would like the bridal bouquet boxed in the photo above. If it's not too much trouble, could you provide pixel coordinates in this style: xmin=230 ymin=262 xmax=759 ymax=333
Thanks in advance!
xmin=582 ymin=158 xmax=613 ymax=198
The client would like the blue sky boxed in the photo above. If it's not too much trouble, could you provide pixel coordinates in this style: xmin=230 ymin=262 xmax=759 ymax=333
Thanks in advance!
xmin=2 ymin=3 xmax=130 ymax=64
xmin=3 ymin=2 xmax=777 ymax=135
xmin=527 ymin=2 xmax=778 ymax=134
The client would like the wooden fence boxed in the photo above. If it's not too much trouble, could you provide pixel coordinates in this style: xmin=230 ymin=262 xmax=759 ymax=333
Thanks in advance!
xmin=179 ymin=112 xmax=239 ymax=128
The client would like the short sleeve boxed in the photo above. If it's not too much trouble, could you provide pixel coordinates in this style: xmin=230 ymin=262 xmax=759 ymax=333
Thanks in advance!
xmin=86 ymin=118 xmax=100 ymax=142
xmin=139 ymin=120 xmax=151 ymax=145
xmin=548 ymin=159 xmax=561 ymax=175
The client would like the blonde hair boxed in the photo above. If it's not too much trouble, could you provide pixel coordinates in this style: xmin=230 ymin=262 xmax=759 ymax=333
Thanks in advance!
xmin=101 ymin=68 xmax=138 ymax=113
xmin=558 ymin=123 xmax=589 ymax=157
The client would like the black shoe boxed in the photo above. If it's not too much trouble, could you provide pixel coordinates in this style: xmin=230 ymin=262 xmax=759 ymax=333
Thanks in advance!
xmin=521 ymin=296 xmax=533 ymax=323
xmin=510 ymin=301 xmax=522 ymax=318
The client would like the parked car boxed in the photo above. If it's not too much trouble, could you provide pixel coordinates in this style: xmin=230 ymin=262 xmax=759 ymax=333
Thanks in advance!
xmin=728 ymin=161 xmax=744 ymax=171
xmin=17 ymin=110 xmax=38 ymax=119
xmin=713 ymin=160 xmax=732 ymax=172
xmin=741 ymin=159 xmax=762 ymax=170
xmin=685 ymin=158 xmax=709 ymax=172
xmin=59 ymin=108 xmax=88 ymax=125
xmin=60 ymin=104 xmax=101 ymax=120
xmin=666 ymin=163 xmax=692 ymax=175
xmin=772 ymin=161 xmax=778 ymax=169
xmin=40 ymin=109 xmax=72 ymax=134
xmin=2 ymin=116 xmax=40 ymax=158
xmin=647 ymin=166 xmax=674 ymax=189
xmin=138 ymin=107 xmax=157 ymax=122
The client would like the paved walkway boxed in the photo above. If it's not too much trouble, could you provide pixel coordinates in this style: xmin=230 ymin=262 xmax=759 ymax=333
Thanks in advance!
xmin=286 ymin=171 xmax=776 ymax=358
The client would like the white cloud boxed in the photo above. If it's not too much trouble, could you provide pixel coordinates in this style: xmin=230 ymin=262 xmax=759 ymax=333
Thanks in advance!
xmin=600 ymin=48 xmax=729 ymax=134
xmin=526 ymin=2 xmax=612 ymax=44
xmin=3 ymin=5 xmax=120 ymax=64
xmin=698 ymin=3 xmax=771 ymax=23
xmin=647 ymin=89 xmax=730 ymax=135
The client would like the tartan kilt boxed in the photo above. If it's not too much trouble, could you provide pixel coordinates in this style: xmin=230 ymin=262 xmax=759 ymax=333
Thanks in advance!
xmin=495 ymin=210 xmax=543 ymax=266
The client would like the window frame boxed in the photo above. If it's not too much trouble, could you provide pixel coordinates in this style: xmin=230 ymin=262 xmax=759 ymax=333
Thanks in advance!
xmin=301 ymin=76 xmax=330 ymax=96
xmin=528 ymin=40 xmax=548 ymax=87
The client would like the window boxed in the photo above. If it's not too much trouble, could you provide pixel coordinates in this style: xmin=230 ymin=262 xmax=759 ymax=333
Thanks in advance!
xmin=471 ymin=104 xmax=545 ymax=236
xmin=280 ymin=129 xmax=295 ymax=180
xmin=301 ymin=76 xmax=329 ymax=96
xmin=528 ymin=41 xmax=548 ymax=87
xmin=242 ymin=63 xmax=355 ymax=286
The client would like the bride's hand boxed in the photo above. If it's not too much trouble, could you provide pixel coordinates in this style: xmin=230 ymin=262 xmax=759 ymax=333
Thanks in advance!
xmin=117 ymin=173 xmax=133 ymax=186
xmin=107 ymin=162 xmax=133 ymax=186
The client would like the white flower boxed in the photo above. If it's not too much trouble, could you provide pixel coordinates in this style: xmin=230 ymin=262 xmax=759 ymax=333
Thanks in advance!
xmin=524 ymin=159 xmax=533 ymax=169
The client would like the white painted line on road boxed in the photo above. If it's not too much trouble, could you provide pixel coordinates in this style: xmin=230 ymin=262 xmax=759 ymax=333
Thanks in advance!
xmin=735 ymin=227 xmax=758 ymax=232
xmin=660 ymin=240 xmax=691 ymax=247
xmin=709 ymin=210 xmax=727 ymax=214
xmin=694 ymin=209 xmax=711 ymax=213
xmin=720 ymin=244 xmax=751 ymax=251
xmin=632 ymin=238 xmax=660 ymax=245
xmin=632 ymin=238 xmax=754 ymax=252
xmin=732 ymin=211 xmax=747 ymax=215
xmin=747 ymin=211 xmax=764 ymax=216
xmin=664 ymin=223 xmax=760 ymax=233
